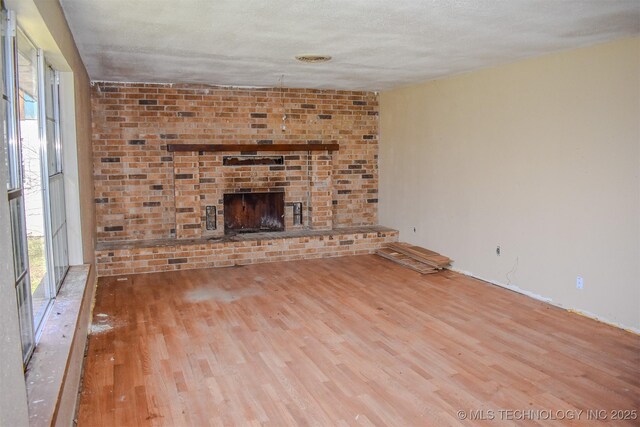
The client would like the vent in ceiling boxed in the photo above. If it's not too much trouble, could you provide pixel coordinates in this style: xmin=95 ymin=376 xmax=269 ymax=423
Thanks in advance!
xmin=295 ymin=54 xmax=332 ymax=63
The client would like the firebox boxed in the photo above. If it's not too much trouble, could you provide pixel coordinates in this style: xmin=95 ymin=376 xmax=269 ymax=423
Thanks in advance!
xmin=223 ymin=192 xmax=285 ymax=233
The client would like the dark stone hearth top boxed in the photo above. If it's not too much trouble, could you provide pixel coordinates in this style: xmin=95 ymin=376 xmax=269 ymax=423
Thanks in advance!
xmin=96 ymin=226 xmax=398 ymax=251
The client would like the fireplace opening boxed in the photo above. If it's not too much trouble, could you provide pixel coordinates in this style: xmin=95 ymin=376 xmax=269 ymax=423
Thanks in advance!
xmin=223 ymin=192 xmax=285 ymax=233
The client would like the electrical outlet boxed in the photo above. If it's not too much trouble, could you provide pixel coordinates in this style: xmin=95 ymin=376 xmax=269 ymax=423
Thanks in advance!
xmin=496 ymin=245 xmax=501 ymax=256
xmin=576 ymin=276 xmax=583 ymax=290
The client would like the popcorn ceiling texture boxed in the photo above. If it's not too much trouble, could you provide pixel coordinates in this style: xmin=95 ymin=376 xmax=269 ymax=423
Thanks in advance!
xmin=92 ymin=82 xmax=380 ymax=244
xmin=62 ymin=0 xmax=640 ymax=90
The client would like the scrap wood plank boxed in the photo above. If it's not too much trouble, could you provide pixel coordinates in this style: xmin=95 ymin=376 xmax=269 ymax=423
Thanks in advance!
xmin=386 ymin=242 xmax=452 ymax=268
xmin=388 ymin=242 xmax=440 ymax=257
xmin=376 ymin=248 xmax=438 ymax=274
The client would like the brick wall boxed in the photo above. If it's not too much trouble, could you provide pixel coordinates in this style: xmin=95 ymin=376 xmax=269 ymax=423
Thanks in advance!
xmin=92 ymin=83 xmax=379 ymax=242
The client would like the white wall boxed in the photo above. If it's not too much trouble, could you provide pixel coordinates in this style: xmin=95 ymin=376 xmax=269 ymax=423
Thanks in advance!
xmin=379 ymin=37 xmax=640 ymax=331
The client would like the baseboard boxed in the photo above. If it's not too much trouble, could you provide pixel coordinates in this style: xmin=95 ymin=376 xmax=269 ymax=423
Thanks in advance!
xmin=450 ymin=267 xmax=639 ymax=335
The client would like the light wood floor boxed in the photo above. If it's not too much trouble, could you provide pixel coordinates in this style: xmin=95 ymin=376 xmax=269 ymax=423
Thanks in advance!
xmin=77 ymin=255 xmax=639 ymax=426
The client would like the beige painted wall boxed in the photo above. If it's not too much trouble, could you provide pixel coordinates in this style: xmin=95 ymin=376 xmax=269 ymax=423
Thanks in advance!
xmin=379 ymin=37 xmax=640 ymax=331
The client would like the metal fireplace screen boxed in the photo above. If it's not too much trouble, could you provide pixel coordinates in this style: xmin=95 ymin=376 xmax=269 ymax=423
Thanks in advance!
xmin=223 ymin=192 xmax=285 ymax=233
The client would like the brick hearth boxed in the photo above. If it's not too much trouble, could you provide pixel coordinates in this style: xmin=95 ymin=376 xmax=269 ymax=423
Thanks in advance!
xmin=95 ymin=226 xmax=398 ymax=276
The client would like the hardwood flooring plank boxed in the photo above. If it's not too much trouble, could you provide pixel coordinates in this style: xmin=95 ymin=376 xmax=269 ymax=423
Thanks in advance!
xmin=77 ymin=255 xmax=640 ymax=426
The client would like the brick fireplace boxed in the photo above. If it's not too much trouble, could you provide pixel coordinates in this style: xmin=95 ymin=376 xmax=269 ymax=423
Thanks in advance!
xmin=170 ymin=146 xmax=336 ymax=239
xmin=91 ymin=82 xmax=397 ymax=276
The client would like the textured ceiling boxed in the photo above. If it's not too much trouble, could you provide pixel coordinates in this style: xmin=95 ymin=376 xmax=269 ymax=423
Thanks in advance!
xmin=59 ymin=0 xmax=639 ymax=90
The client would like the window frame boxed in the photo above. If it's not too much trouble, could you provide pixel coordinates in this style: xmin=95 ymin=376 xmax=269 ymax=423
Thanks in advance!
xmin=2 ymin=10 xmax=71 ymax=364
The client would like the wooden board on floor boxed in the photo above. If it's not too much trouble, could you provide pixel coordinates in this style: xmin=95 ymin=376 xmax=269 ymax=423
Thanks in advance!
xmin=387 ymin=242 xmax=452 ymax=268
xmin=376 ymin=247 xmax=438 ymax=274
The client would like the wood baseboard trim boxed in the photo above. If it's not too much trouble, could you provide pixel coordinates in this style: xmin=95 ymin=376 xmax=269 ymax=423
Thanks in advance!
xmin=450 ymin=267 xmax=640 ymax=335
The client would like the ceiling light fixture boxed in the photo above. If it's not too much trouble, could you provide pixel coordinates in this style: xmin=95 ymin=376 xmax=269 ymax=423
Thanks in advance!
xmin=295 ymin=54 xmax=332 ymax=63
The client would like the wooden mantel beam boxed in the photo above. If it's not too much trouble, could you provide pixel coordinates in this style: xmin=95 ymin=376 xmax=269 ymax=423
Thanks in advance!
xmin=166 ymin=143 xmax=339 ymax=153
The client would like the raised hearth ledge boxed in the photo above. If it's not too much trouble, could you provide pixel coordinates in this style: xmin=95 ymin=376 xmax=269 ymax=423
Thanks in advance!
xmin=95 ymin=226 xmax=398 ymax=277
xmin=96 ymin=226 xmax=395 ymax=250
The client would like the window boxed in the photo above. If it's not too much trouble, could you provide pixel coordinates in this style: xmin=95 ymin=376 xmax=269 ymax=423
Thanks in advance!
xmin=45 ymin=64 xmax=68 ymax=291
xmin=2 ymin=10 xmax=69 ymax=364
xmin=3 ymin=10 xmax=35 ymax=362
